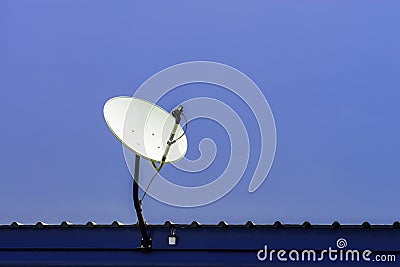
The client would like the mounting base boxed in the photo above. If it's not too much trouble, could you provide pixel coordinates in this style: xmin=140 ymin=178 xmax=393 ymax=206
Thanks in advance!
xmin=139 ymin=237 xmax=152 ymax=250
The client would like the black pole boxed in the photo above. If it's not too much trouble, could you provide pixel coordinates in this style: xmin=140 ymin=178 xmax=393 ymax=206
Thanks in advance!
xmin=133 ymin=154 xmax=152 ymax=249
xmin=131 ymin=105 xmax=183 ymax=250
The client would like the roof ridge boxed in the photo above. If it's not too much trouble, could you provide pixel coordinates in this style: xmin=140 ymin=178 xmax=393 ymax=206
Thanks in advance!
xmin=1 ymin=220 xmax=399 ymax=228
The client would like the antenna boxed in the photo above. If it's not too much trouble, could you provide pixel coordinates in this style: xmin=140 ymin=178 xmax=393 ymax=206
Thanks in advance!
xmin=103 ymin=96 xmax=187 ymax=249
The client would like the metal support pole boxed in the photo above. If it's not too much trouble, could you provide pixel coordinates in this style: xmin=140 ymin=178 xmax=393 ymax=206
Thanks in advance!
xmin=133 ymin=154 xmax=152 ymax=249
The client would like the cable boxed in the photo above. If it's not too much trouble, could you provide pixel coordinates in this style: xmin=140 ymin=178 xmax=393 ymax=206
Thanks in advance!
xmin=140 ymin=112 xmax=188 ymax=203
xmin=140 ymin=161 xmax=163 ymax=203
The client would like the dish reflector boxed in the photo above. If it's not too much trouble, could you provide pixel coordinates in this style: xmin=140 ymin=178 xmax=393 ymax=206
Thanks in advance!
xmin=103 ymin=96 xmax=187 ymax=163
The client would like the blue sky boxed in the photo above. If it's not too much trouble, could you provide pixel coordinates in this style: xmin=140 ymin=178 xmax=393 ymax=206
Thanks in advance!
xmin=1 ymin=1 xmax=399 ymax=225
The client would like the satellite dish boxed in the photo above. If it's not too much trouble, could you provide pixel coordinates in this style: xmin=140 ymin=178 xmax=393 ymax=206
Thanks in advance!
xmin=103 ymin=96 xmax=187 ymax=163
xmin=103 ymin=96 xmax=188 ymax=250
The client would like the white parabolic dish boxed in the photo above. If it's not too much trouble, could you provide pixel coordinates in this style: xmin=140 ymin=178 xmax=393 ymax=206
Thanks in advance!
xmin=103 ymin=96 xmax=187 ymax=163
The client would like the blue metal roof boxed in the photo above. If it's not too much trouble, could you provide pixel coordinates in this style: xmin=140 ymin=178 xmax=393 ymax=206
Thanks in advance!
xmin=1 ymin=221 xmax=399 ymax=266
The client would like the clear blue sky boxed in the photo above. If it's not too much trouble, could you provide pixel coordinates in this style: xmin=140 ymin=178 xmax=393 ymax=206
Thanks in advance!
xmin=1 ymin=1 xmax=399 ymax=225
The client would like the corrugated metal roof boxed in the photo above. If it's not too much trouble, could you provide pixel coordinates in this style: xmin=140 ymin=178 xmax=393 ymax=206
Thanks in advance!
xmin=2 ymin=220 xmax=400 ymax=229
xmin=1 ymin=221 xmax=399 ymax=266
